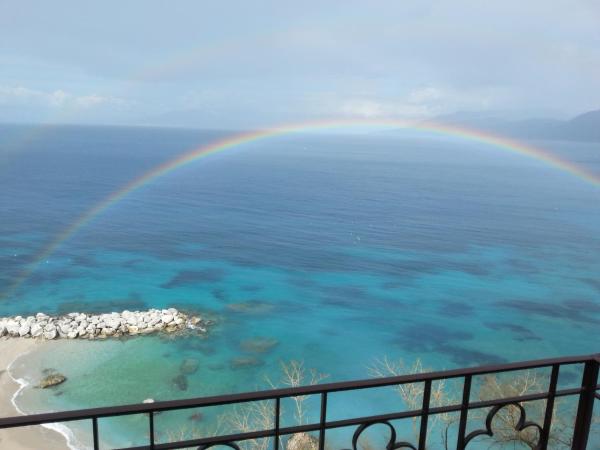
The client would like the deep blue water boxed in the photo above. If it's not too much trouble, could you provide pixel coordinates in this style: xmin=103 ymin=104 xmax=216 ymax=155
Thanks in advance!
xmin=1 ymin=124 xmax=599 ymax=449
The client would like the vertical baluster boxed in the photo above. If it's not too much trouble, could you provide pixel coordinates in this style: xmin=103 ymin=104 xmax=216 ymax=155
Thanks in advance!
xmin=456 ymin=375 xmax=472 ymax=450
xmin=418 ymin=380 xmax=431 ymax=450
xmin=149 ymin=411 xmax=155 ymax=450
xmin=274 ymin=398 xmax=281 ymax=450
xmin=539 ymin=365 xmax=559 ymax=449
xmin=92 ymin=417 xmax=99 ymax=450
xmin=319 ymin=393 xmax=328 ymax=450
xmin=572 ymin=359 xmax=599 ymax=450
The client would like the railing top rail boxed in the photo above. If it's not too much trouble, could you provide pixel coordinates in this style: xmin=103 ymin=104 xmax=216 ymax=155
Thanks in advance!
xmin=0 ymin=353 xmax=597 ymax=429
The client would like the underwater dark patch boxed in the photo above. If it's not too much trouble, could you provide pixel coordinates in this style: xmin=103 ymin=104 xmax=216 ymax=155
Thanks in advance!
xmin=439 ymin=300 xmax=474 ymax=318
xmin=68 ymin=253 xmax=99 ymax=268
xmin=121 ymin=258 xmax=146 ymax=269
xmin=507 ymin=258 xmax=540 ymax=275
xmin=55 ymin=292 xmax=146 ymax=314
xmin=393 ymin=324 xmax=473 ymax=353
xmin=27 ymin=266 xmax=82 ymax=287
xmin=451 ymin=262 xmax=490 ymax=277
xmin=212 ymin=288 xmax=228 ymax=302
xmin=440 ymin=345 xmax=508 ymax=366
xmin=241 ymin=285 xmax=261 ymax=292
xmin=484 ymin=322 xmax=541 ymax=341
xmin=578 ymin=277 xmax=600 ymax=293
xmin=225 ymin=300 xmax=275 ymax=315
xmin=160 ymin=269 xmax=225 ymax=289
xmin=495 ymin=299 xmax=600 ymax=325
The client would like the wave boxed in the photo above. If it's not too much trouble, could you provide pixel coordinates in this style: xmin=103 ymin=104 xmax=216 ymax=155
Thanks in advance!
xmin=7 ymin=351 xmax=87 ymax=450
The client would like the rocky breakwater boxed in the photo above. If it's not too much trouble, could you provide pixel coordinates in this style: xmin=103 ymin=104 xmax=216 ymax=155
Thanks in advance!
xmin=0 ymin=308 xmax=208 ymax=340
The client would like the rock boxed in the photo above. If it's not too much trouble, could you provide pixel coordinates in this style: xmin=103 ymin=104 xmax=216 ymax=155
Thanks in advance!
xmin=38 ymin=373 xmax=66 ymax=389
xmin=180 ymin=358 xmax=199 ymax=375
xmin=286 ymin=433 xmax=319 ymax=450
xmin=0 ymin=308 xmax=210 ymax=341
xmin=189 ymin=316 xmax=202 ymax=326
xmin=43 ymin=329 xmax=58 ymax=340
xmin=172 ymin=374 xmax=188 ymax=391
xmin=240 ymin=337 xmax=279 ymax=353
xmin=107 ymin=318 xmax=121 ymax=329
xmin=19 ymin=322 xmax=31 ymax=337
xmin=30 ymin=323 xmax=43 ymax=338
xmin=126 ymin=316 xmax=138 ymax=326
xmin=6 ymin=320 xmax=20 ymax=336
xmin=230 ymin=357 xmax=264 ymax=370
xmin=226 ymin=301 xmax=273 ymax=314
xmin=189 ymin=412 xmax=203 ymax=422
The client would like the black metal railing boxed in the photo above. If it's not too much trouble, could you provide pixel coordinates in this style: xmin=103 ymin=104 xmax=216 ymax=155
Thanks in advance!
xmin=1 ymin=354 xmax=599 ymax=449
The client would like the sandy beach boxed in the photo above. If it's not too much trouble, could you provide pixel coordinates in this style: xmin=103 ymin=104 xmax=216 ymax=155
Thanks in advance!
xmin=0 ymin=339 xmax=68 ymax=450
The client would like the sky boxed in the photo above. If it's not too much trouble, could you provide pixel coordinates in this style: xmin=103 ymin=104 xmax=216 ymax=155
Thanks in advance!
xmin=1 ymin=0 xmax=599 ymax=128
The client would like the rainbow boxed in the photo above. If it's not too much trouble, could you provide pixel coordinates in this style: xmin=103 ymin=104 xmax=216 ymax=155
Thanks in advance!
xmin=3 ymin=118 xmax=599 ymax=299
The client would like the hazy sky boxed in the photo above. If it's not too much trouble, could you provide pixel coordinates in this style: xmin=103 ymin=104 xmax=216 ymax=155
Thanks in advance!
xmin=1 ymin=0 xmax=599 ymax=128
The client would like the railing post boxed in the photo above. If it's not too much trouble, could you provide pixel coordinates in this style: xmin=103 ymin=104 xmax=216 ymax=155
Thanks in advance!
xmin=418 ymin=380 xmax=431 ymax=450
xmin=274 ymin=398 xmax=280 ymax=450
xmin=571 ymin=359 xmax=599 ymax=450
xmin=319 ymin=392 xmax=328 ymax=450
xmin=456 ymin=375 xmax=472 ymax=450
xmin=92 ymin=417 xmax=99 ymax=450
xmin=539 ymin=364 xmax=559 ymax=449
xmin=149 ymin=411 xmax=155 ymax=450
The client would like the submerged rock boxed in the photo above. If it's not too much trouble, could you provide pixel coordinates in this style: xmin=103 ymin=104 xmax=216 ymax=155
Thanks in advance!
xmin=229 ymin=356 xmax=264 ymax=370
xmin=226 ymin=301 xmax=274 ymax=314
xmin=172 ymin=374 xmax=189 ymax=391
xmin=180 ymin=358 xmax=200 ymax=375
xmin=38 ymin=372 xmax=67 ymax=389
xmin=240 ymin=337 xmax=279 ymax=353
xmin=188 ymin=412 xmax=203 ymax=422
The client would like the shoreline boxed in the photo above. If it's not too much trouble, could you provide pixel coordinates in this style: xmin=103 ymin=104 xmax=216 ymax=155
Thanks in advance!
xmin=0 ymin=308 xmax=213 ymax=449
xmin=0 ymin=338 xmax=70 ymax=450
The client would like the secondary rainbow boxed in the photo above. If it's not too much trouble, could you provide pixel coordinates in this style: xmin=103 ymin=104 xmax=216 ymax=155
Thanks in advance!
xmin=3 ymin=118 xmax=599 ymax=299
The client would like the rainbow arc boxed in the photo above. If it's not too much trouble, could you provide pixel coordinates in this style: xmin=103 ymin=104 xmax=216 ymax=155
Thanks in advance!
xmin=3 ymin=119 xmax=599 ymax=299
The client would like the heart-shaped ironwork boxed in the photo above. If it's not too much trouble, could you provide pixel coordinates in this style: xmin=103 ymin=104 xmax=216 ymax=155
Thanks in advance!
xmin=343 ymin=420 xmax=417 ymax=450
xmin=463 ymin=402 xmax=542 ymax=449
xmin=198 ymin=442 xmax=243 ymax=450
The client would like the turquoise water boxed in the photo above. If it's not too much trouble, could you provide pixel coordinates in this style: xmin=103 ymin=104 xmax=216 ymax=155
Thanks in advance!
xmin=1 ymin=125 xmax=599 ymax=448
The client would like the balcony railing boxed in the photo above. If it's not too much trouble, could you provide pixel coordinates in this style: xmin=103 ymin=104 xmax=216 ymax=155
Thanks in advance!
xmin=1 ymin=354 xmax=599 ymax=449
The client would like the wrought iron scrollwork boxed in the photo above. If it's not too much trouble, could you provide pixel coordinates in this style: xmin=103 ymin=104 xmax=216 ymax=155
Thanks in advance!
xmin=463 ymin=402 xmax=543 ymax=449
xmin=345 ymin=420 xmax=417 ymax=450
xmin=198 ymin=442 xmax=242 ymax=450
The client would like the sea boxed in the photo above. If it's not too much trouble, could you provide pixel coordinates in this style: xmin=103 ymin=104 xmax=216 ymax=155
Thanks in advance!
xmin=1 ymin=124 xmax=599 ymax=449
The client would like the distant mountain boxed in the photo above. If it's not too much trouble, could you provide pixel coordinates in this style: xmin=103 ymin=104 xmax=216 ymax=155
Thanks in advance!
xmin=429 ymin=109 xmax=600 ymax=142
xmin=563 ymin=109 xmax=600 ymax=141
